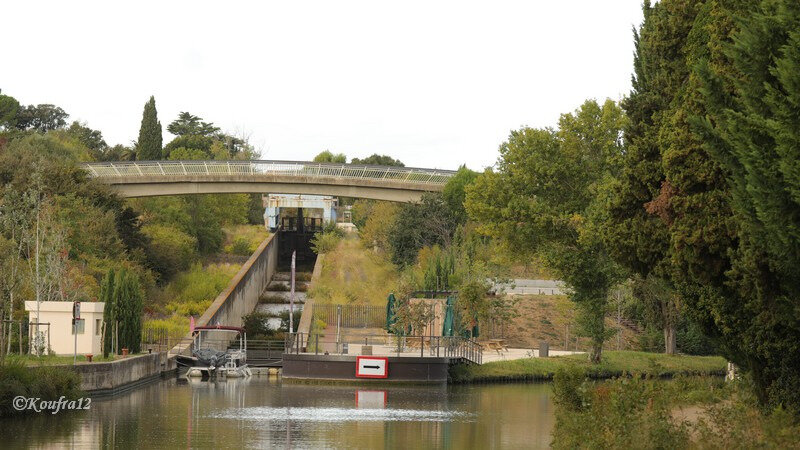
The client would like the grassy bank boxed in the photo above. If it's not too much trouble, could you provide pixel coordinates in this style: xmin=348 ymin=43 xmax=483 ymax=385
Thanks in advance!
xmin=308 ymin=234 xmax=400 ymax=305
xmin=0 ymin=357 xmax=84 ymax=417
xmin=450 ymin=351 xmax=727 ymax=383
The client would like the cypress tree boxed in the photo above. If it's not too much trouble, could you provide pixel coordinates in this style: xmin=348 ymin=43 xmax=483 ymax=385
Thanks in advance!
xmin=599 ymin=0 xmax=701 ymax=354
xmin=114 ymin=269 xmax=144 ymax=354
xmin=100 ymin=269 xmax=116 ymax=358
xmin=136 ymin=96 xmax=162 ymax=160
xmin=693 ymin=0 xmax=800 ymax=411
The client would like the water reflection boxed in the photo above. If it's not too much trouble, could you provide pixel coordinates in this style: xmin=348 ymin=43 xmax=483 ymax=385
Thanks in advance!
xmin=2 ymin=377 xmax=554 ymax=449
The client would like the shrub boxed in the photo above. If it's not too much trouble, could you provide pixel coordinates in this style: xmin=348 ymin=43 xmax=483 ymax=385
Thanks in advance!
xmin=143 ymin=316 xmax=190 ymax=343
xmin=161 ymin=263 xmax=240 ymax=317
xmin=311 ymin=232 xmax=341 ymax=255
xmin=551 ymin=375 xmax=691 ymax=449
xmin=552 ymin=367 xmax=585 ymax=412
xmin=142 ymin=224 xmax=198 ymax=280
xmin=242 ymin=312 xmax=278 ymax=340
xmin=322 ymin=221 xmax=345 ymax=237
xmin=231 ymin=236 xmax=252 ymax=256
xmin=0 ymin=357 xmax=83 ymax=417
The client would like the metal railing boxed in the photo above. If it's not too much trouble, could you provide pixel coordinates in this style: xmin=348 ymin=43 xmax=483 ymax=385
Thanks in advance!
xmin=313 ymin=304 xmax=386 ymax=329
xmin=285 ymin=332 xmax=482 ymax=365
xmin=82 ymin=160 xmax=456 ymax=186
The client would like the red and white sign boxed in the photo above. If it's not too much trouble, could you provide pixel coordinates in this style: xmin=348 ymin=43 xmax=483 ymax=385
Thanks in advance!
xmin=355 ymin=356 xmax=388 ymax=378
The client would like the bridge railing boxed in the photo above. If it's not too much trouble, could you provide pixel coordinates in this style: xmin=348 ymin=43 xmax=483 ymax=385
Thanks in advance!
xmin=82 ymin=160 xmax=455 ymax=186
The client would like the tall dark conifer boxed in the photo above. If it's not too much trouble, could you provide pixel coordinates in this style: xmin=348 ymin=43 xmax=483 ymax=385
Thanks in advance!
xmin=693 ymin=0 xmax=800 ymax=411
xmin=100 ymin=269 xmax=116 ymax=358
xmin=136 ymin=96 xmax=162 ymax=160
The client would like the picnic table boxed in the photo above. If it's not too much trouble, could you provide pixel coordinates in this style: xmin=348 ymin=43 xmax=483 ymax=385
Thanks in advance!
xmin=479 ymin=339 xmax=508 ymax=353
xmin=490 ymin=339 xmax=508 ymax=351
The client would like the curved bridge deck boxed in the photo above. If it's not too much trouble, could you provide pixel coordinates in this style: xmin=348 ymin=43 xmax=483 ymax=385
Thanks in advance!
xmin=83 ymin=160 xmax=456 ymax=202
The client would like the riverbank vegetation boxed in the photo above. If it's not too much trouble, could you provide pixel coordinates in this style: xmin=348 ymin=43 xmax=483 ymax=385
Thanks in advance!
xmin=551 ymin=372 xmax=800 ymax=449
xmin=449 ymin=351 xmax=726 ymax=383
xmin=0 ymin=357 xmax=83 ymax=417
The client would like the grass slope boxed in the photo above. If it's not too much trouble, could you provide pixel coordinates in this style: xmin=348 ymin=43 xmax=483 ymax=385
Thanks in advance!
xmin=308 ymin=234 xmax=400 ymax=305
xmin=450 ymin=351 xmax=727 ymax=383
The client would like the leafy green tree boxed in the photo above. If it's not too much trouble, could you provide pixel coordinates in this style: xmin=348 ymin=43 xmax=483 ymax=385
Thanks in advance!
xmin=167 ymin=112 xmax=220 ymax=137
xmin=313 ymin=150 xmax=346 ymax=163
xmin=350 ymin=154 xmax=405 ymax=166
xmin=162 ymin=135 xmax=214 ymax=159
xmin=66 ymin=121 xmax=107 ymax=155
xmin=167 ymin=147 xmax=208 ymax=161
xmin=420 ymin=245 xmax=456 ymax=291
xmin=136 ymin=96 xmax=162 ymax=160
xmin=142 ymin=224 xmax=198 ymax=280
xmin=0 ymin=92 xmax=20 ymax=130
xmin=442 ymin=165 xmax=478 ymax=225
xmin=95 ymin=144 xmax=136 ymax=162
xmin=15 ymin=104 xmax=69 ymax=132
xmin=466 ymin=100 xmax=626 ymax=362
xmin=360 ymin=201 xmax=399 ymax=252
xmin=388 ymin=193 xmax=458 ymax=266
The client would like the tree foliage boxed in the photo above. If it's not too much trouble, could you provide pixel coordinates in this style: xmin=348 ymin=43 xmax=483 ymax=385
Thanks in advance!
xmin=686 ymin=0 xmax=800 ymax=411
xmin=442 ymin=165 xmax=478 ymax=225
xmin=466 ymin=99 xmax=626 ymax=362
xmin=136 ymin=96 xmax=162 ymax=160
xmin=350 ymin=154 xmax=405 ymax=166
xmin=0 ymin=92 xmax=20 ymax=130
xmin=102 ymin=268 xmax=144 ymax=354
xmin=313 ymin=150 xmax=346 ymax=163
xmin=388 ymin=193 xmax=459 ymax=267
xmin=167 ymin=111 xmax=220 ymax=137
xmin=15 ymin=104 xmax=69 ymax=132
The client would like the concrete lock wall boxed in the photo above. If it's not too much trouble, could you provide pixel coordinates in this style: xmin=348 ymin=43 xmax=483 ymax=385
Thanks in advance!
xmin=46 ymin=352 xmax=170 ymax=395
xmin=198 ymin=232 xmax=280 ymax=329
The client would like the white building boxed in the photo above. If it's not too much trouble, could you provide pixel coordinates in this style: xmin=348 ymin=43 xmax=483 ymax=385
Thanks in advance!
xmin=24 ymin=301 xmax=104 ymax=356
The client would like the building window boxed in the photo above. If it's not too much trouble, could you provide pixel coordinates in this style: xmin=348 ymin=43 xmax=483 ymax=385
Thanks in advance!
xmin=96 ymin=319 xmax=102 ymax=335
xmin=72 ymin=319 xmax=85 ymax=335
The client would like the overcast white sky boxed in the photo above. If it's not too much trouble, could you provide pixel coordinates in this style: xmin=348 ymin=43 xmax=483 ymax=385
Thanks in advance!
xmin=2 ymin=1 xmax=643 ymax=170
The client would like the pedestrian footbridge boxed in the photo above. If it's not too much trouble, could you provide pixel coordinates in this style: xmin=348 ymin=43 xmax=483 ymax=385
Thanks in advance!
xmin=82 ymin=160 xmax=456 ymax=202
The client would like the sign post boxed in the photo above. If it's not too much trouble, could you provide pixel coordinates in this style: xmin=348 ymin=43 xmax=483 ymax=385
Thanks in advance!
xmin=72 ymin=301 xmax=80 ymax=365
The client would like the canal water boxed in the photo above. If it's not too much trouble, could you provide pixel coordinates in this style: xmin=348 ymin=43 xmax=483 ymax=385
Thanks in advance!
xmin=4 ymin=378 xmax=555 ymax=449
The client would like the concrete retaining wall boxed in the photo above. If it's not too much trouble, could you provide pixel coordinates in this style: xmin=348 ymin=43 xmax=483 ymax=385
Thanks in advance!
xmin=170 ymin=232 xmax=279 ymax=356
xmin=52 ymin=352 xmax=175 ymax=396
xmin=282 ymin=354 xmax=450 ymax=383
xmin=199 ymin=232 xmax=279 ymax=328
xmin=295 ymin=254 xmax=323 ymax=340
